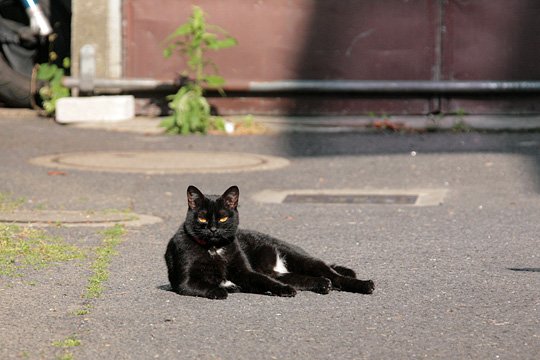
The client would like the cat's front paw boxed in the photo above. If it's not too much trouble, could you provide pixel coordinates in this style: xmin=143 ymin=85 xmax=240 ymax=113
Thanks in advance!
xmin=313 ymin=277 xmax=332 ymax=294
xmin=268 ymin=284 xmax=296 ymax=297
xmin=361 ymin=280 xmax=375 ymax=294
xmin=206 ymin=287 xmax=228 ymax=300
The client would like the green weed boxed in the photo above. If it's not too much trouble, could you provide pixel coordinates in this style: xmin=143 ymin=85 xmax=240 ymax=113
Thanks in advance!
xmin=57 ymin=353 xmax=74 ymax=360
xmin=52 ymin=335 xmax=81 ymax=360
xmin=84 ymin=225 xmax=126 ymax=299
xmin=37 ymin=33 xmax=71 ymax=116
xmin=0 ymin=192 xmax=26 ymax=212
xmin=230 ymin=115 xmax=268 ymax=135
xmin=161 ymin=6 xmax=237 ymax=134
xmin=455 ymin=107 xmax=468 ymax=118
xmin=451 ymin=120 xmax=472 ymax=133
xmin=52 ymin=335 xmax=81 ymax=348
xmin=37 ymin=58 xmax=70 ymax=116
xmin=0 ymin=224 xmax=84 ymax=277
xmin=73 ymin=308 xmax=90 ymax=316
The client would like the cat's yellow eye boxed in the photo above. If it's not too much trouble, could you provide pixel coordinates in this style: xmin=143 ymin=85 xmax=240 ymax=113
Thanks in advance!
xmin=198 ymin=217 xmax=207 ymax=223
xmin=218 ymin=216 xmax=229 ymax=223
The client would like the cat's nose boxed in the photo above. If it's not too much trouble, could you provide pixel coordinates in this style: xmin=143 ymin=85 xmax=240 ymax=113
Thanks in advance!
xmin=210 ymin=226 xmax=217 ymax=233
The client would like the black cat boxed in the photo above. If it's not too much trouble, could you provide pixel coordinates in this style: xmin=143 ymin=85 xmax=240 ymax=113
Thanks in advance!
xmin=164 ymin=185 xmax=374 ymax=299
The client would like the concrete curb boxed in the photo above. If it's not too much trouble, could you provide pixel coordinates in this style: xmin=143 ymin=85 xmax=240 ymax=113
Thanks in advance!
xmin=2 ymin=108 xmax=540 ymax=133
xmin=0 ymin=210 xmax=162 ymax=227
xmin=72 ymin=115 xmax=540 ymax=134
xmin=254 ymin=115 xmax=540 ymax=133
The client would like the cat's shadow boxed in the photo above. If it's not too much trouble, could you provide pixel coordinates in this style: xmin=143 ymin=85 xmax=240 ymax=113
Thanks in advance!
xmin=157 ymin=284 xmax=174 ymax=292
xmin=508 ymin=267 xmax=540 ymax=272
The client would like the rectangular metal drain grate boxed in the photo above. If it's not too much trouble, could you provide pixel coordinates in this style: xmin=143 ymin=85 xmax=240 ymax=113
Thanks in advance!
xmin=283 ymin=194 xmax=418 ymax=205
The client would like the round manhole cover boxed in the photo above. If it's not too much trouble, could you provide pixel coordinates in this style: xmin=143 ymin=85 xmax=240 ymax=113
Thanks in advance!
xmin=30 ymin=151 xmax=289 ymax=174
xmin=0 ymin=210 xmax=162 ymax=227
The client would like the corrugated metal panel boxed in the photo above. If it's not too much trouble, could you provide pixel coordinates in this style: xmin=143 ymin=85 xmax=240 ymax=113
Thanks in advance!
xmin=124 ymin=0 xmax=438 ymax=81
xmin=123 ymin=0 xmax=540 ymax=115
xmin=123 ymin=0 xmax=437 ymax=114
xmin=441 ymin=0 xmax=540 ymax=113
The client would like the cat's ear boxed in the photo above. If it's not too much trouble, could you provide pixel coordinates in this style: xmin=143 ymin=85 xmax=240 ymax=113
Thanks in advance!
xmin=221 ymin=186 xmax=239 ymax=209
xmin=187 ymin=185 xmax=205 ymax=210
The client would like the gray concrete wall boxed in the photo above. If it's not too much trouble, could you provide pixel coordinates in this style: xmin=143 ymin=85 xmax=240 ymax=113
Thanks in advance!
xmin=71 ymin=0 xmax=122 ymax=79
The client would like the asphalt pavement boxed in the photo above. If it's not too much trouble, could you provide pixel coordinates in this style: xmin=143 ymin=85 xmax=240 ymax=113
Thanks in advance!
xmin=0 ymin=113 xmax=539 ymax=359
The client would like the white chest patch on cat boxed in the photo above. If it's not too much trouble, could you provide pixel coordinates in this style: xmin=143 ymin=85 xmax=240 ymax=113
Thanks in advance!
xmin=273 ymin=253 xmax=289 ymax=274
xmin=208 ymin=247 xmax=226 ymax=257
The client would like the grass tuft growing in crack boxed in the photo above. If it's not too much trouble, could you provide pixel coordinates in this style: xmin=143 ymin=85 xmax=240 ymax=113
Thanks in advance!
xmin=84 ymin=224 xmax=126 ymax=299
xmin=0 ymin=224 xmax=84 ymax=277
xmin=52 ymin=335 xmax=81 ymax=348
xmin=52 ymin=334 xmax=81 ymax=360
xmin=0 ymin=192 xmax=26 ymax=212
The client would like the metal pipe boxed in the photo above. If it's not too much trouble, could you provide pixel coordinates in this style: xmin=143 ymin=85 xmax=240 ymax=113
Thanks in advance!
xmin=62 ymin=77 xmax=540 ymax=94
xmin=248 ymin=80 xmax=540 ymax=93
xmin=62 ymin=76 xmax=177 ymax=91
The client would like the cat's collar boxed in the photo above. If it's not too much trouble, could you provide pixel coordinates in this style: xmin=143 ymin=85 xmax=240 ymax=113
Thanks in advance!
xmin=193 ymin=236 xmax=207 ymax=246
xmin=190 ymin=235 xmax=226 ymax=256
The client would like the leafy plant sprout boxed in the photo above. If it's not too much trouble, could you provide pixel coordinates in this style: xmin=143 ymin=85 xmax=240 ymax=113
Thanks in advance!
xmin=161 ymin=6 xmax=237 ymax=134
xmin=37 ymin=33 xmax=70 ymax=115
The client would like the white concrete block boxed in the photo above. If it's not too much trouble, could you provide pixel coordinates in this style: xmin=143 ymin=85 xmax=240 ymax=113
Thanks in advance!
xmin=55 ymin=95 xmax=135 ymax=123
